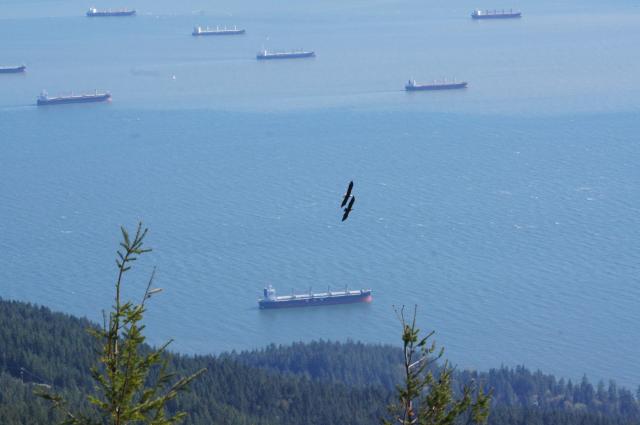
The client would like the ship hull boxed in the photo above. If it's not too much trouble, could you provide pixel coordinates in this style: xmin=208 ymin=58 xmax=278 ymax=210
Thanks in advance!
xmin=472 ymin=13 xmax=521 ymax=19
xmin=257 ymin=52 xmax=315 ymax=60
xmin=259 ymin=291 xmax=372 ymax=309
xmin=87 ymin=11 xmax=136 ymax=17
xmin=193 ymin=30 xmax=245 ymax=36
xmin=0 ymin=66 xmax=26 ymax=74
xmin=37 ymin=94 xmax=111 ymax=106
xmin=406 ymin=82 xmax=468 ymax=91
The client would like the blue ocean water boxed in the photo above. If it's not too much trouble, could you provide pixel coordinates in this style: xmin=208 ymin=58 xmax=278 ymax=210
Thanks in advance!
xmin=1 ymin=0 xmax=640 ymax=388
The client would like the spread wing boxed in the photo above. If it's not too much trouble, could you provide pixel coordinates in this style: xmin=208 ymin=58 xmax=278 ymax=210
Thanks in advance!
xmin=342 ymin=196 xmax=355 ymax=222
xmin=347 ymin=196 xmax=355 ymax=210
xmin=340 ymin=181 xmax=354 ymax=207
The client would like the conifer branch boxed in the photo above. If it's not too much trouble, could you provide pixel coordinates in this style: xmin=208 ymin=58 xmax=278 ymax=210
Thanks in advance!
xmin=36 ymin=223 xmax=204 ymax=424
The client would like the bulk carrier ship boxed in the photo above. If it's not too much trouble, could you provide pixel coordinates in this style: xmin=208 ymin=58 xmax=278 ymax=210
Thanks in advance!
xmin=37 ymin=90 xmax=111 ymax=106
xmin=192 ymin=26 xmax=245 ymax=36
xmin=0 ymin=65 xmax=26 ymax=74
xmin=87 ymin=7 xmax=136 ymax=17
xmin=259 ymin=285 xmax=372 ymax=309
xmin=405 ymin=79 xmax=468 ymax=91
xmin=256 ymin=49 xmax=315 ymax=60
xmin=471 ymin=9 xmax=521 ymax=19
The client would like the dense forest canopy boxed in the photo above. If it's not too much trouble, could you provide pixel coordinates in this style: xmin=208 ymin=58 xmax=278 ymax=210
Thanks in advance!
xmin=1 ymin=298 xmax=638 ymax=425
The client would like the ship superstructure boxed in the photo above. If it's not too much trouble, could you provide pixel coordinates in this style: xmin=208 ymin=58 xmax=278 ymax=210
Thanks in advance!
xmin=37 ymin=90 xmax=111 ymax=106
xmin=405 ymin=79 xmax=468 ymax=91
xmin=259 ymin=285 xmax=372 ymax=309
xmin=192 ymin=26 xmax=245 ymax=36
xmin=87 ymin=7 xmax=136 ymax=17
xmin=256 ymin=49 xmax=315 ymax=60
xmin=0 ymin=65 xmax=26 ymax=74
xmin=471 ymin=9 xmax=521 ymax=19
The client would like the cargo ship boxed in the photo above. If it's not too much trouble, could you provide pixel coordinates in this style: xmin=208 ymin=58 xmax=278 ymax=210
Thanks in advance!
xmin=405 ymin=79 xmax=468 ymax=91
xmin=259 ymin=285 xmax=372 ymax=309
xmin=256 ymin=49 xmax=315 ymax=60
xmin=86 ymin=7 xmax=136 ymax=17
xmin=0 ymin=65 xmax=26 ymax=74
xmin=471 ymin=9 xmax=521 ymax=19
xmin=37 ymin=90 xmax=111 ymax=106
xmin=192 ymin=26 xmax=245 ymax=36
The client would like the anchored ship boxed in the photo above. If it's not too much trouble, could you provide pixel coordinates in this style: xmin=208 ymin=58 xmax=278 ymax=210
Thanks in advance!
xmin=471 ymin=9 xmax=521 ymax=19
xmin=86 ymin=7 xmax=136 ymax=17
xmin=37 ymin=90 xmax=111 ymax=106
xmin=0 ymin=65 xmax=26 ymax=74
xmin=192 ymin=26 xmax=245 ymax=36
xmin=405 ymin=79 xmax=468 ymax=91
xmin=259 ymin=285 xmax=372 ymax=309
xmin=256 ymin=49 xmax=315 ymax=60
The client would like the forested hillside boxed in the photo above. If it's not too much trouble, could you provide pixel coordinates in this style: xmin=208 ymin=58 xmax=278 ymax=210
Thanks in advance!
xmin=0 ymin=299 xmax=389 ymax=425
xmin=1 ymin=298 xmax=638 ymax=425
xmin=235 ymin=342 xmax=640 ymax=423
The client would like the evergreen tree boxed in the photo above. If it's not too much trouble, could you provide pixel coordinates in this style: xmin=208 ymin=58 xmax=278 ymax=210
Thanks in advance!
xmin=36 ymin=223 xmax=205 ymax=425
xmin=383 ymin=306 xmax=491 ymax=425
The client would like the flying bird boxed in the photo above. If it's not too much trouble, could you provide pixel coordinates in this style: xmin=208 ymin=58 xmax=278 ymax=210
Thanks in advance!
xmin=342 ymin=196 xmax=355 ymax=222
xmin=340 ymin=181 xmax=354 ymax=208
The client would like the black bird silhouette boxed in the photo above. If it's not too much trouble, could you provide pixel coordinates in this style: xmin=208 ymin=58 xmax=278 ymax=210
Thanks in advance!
xmin=342 ymin=196 xmax=355 ymax=222
xmin=340 ymin=181 xmax=354 ymax=208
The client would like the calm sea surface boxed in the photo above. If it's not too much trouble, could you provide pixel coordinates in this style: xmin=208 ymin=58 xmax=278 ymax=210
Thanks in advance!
xmin=1 ymin=0 xmax=640 ymax=387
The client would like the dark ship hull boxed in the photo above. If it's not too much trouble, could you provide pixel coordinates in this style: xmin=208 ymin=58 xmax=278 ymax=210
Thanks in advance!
xmin=37 ymin=93 xmax=111 ymax=106
xmin=0 ymin=65 xmax=26 ymax=74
